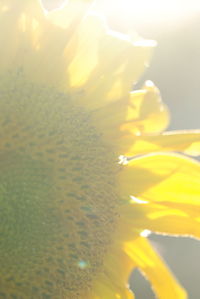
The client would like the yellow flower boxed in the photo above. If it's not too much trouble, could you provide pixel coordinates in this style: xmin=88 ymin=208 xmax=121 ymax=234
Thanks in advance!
xmin=0 ymin=1 xmax=200 ymax=298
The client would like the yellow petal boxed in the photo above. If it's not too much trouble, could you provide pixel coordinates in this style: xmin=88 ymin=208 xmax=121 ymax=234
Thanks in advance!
xmin=67 ymin=13 xmax=106 ymax=88
xmin=120 ymin=80 xmax=169 ymax=136
xmin=119 ymin=153 xmax=200 ymax=205
xmin=0 ymin=0 xmax=69 ymax=89
xmin=0 ymin=0 xmax=43 ymax=73
xmin=0 ymin=0 xmax=89 ymax=90
xmin=91 ymin=249 xmax=135 ymax=299
xmin=124 ymin=237 xmax=187 ymax=299
xmin=73 ymin=29 xmax=156 ymax=109
xmin=123 ymin=130 xmax=200 ymax=157
xmin=146 ymin=204 xmax=200 ymax=238
xmin=121 ymin=200 xmax=200 ymax=239
xmin=91 ymin=280 xmax=134 ymax=299
xmin=90 ymin=81 xmax=169 ymax=151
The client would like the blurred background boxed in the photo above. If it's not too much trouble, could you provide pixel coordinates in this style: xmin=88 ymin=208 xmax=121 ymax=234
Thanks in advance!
xmin=130 ymin=12 xmax=200 ymax=299
xmin=43 ymin=0 xmax=200 ymax=297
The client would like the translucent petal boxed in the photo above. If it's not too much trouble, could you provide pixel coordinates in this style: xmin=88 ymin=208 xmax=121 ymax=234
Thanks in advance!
xmin=120 ymin=81 xmax=169 ymax=136
xmin=0 ymin=0 xmax=43 ymax=72
xmin=91 ymin=81 xmax=168 ymax=150
xmin=92 ymin=249 xmax=135 ymax=299
xmin=119 ymin=153 xmax=200 ymax=206
xmin=124 ymin=237 xmax=187 ymax=299
xmin=121 ymin=201 xmax=200 ymax=239
xmin=123 ymin=130 xmax=200 ymax=157
xmin=73 ymin=31 xmax=155 ymax=109
xmin=146 ymin=205 xmax=200 ymax=239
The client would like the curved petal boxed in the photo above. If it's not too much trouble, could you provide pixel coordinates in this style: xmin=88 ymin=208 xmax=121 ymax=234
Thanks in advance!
xmin=120 ymin=81 xmax=169 ymax=136
xmin=90 ymin=81 xmax=169 ymax=150
xmin=124 ymin=237 xmax=187 ymax=299
xmin=0 ymin=1 xmax=97 ymax=90
xmin=146 ymin=206 xmax=200 ymax=239
xmin=123 ymin=130 xmax=200 ymax=157
xmin=66 ymin=13 xmax=107 ymax=89
xmin=0 ymin=0 xmax=72 ymax=90
xmin=0 ymin=1 xmax=156 ymax=105
xmin=73 ymin=30 xmax=156 ymax=110
xmin=91 ymin=281 xmax=134 ymax=299
xmin=0 ymin=0 xmax=43 ymax=72
xmin=119 ymin=153 xmax=200 ymax=205
xmin=91 ymin=249 xmax=135 ymax=299
xmin=120 ymin=200 xmax=200 ymax=239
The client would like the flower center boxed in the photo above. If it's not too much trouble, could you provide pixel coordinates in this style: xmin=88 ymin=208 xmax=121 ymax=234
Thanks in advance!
xmin=0 ymin=70 xmax=119 ymax=298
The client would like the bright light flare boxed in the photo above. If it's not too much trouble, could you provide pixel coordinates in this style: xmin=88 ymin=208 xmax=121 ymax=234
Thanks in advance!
xmin=94 ymin=0 xmax=200 ymax=30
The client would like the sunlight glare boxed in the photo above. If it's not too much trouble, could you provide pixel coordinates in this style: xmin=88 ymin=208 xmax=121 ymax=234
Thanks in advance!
xmin=94 ymin=0 xmax=200 ymax=29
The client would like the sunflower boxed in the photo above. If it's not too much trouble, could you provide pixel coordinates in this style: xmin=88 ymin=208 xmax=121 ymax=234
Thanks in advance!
xmin=1 ymin=0 xmax=200 ymax=298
